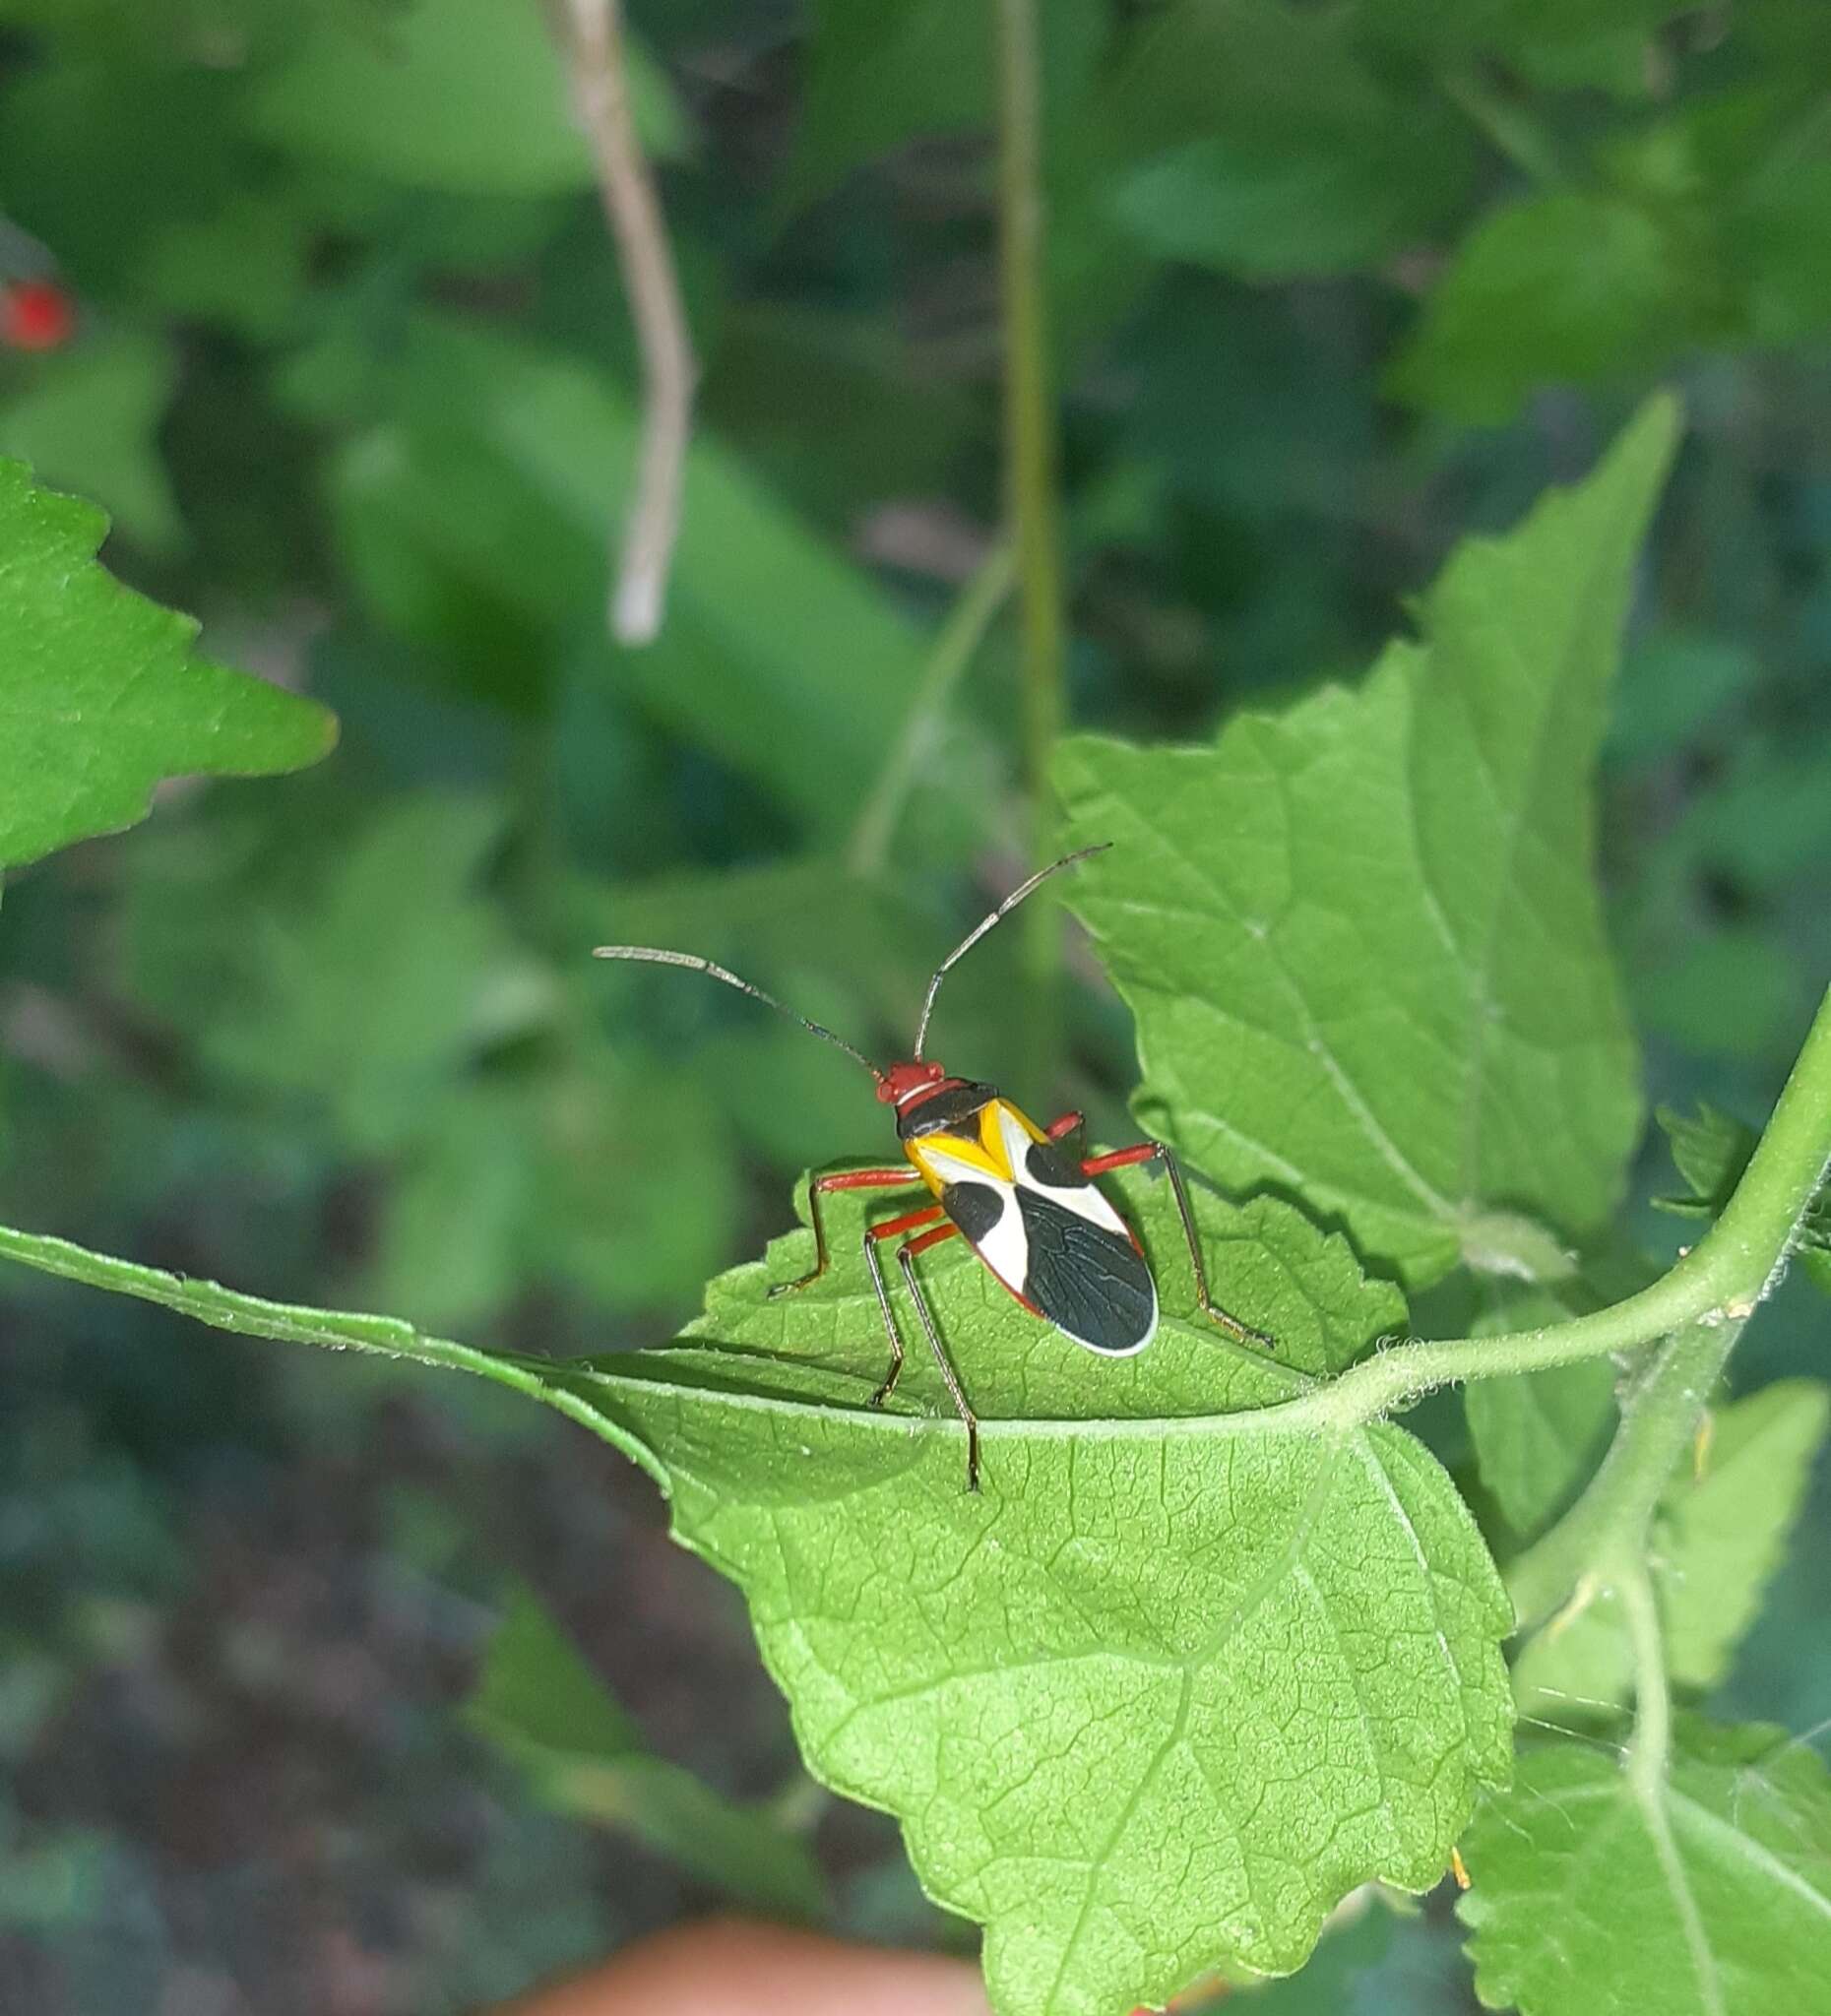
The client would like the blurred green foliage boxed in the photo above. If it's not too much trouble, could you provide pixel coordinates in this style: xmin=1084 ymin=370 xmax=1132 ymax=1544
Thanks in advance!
xmin=1 ymin=0 xmax=1829 ymax=2012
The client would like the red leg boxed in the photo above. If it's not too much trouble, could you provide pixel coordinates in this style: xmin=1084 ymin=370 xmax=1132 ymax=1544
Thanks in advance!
xmin=1082 ymin=1141 xmax=1274 ymax=1349
xmin=1044 ymin=1109 xmax=1085 ymax=1143
xmin=903 ymin=1221 xmax=960 ymax=1258
xmin=1079 ymin=1142 xmax=1156 ymax=1176
xmin=868 ymin=1203 xmax=946 ymax=1241
xmin=770 ymin=1166 xmax=920 ymax=1298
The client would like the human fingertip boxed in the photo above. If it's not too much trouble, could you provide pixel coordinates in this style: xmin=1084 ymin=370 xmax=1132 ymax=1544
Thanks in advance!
xmin=486 ymin=1916 xmax=991 ymax=2016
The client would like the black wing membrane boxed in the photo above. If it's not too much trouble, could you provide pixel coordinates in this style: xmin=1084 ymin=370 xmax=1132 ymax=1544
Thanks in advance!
xmin=1015 ymin=1185 xmax=1156 ymax=1354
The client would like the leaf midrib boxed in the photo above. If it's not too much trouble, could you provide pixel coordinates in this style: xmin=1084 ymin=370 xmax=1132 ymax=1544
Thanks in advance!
xmin=1446 ymin=557 xmax=1612 ymax=1227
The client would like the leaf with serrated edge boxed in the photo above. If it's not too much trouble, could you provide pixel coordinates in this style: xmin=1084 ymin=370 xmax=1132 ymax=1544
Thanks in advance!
xmin=1515 ymin=1381 xmax=1831 ymax=1724
xmin=546 ymin=1166 xmax=1512 ymax=2016
xmin=1460 ymin=1722 xmax=1831 ymax=2016
xmin=1055 ymin=399 xmax=1679 ymax=1289
xmin=1656 ymin=1102 xmax=1831 ymax=1292
xmin=0 ymin=459 xmax=335 ymax=871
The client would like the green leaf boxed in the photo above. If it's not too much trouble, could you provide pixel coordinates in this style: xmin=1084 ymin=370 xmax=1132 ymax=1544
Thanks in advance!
xmin=785 ymin=0 xmax=984 ymax=205
xmin=0 ymin=331 xmax=183 ymax=555
xmin=245 ymin=0 xmax=686 ymax=193
xmin=0 ymin=460 xmax=336 ymax=873
xmin=1655 ymin=1104 xmax=1831 ymax=1293
xmin=367 ymin=1064 xmax=735 ymax=1333
xmin=1457 ymin=1243 xmax=1650 ymax=1540
xmin=1224 ymin=1898 xmax=1395 ymax=2010
xmin=134 ymin=191 xmax=312 ymax=340
xmin=558 ymin=1170 xmax=1511 ymax=2015
xmin=321 ymin=317 xmax=944 ymax=840
xmin=1386 ymin=196 xmax=1702 ymax=425
xmin=468 ymin=1586 xmax=826 ymax=1920
xmin=1513 ymin=1382 xmax=1831 ymax=1723
xmin=1656 ymin=1102 xmax=1761 ymax=1221
xmin=1460 ymin=1722 xmax=1831 ymax=2016
xmin=1465 ymin=1332 xmax=1616 ymax=1540
xmin=783 ymin=0 xmax=1104 ymax=210
xmin=1055 ymin=398 xmax=1680 ymax=1288
xmin=327 ymin=418 xmax=599 ymax=713
xmin=1111 ymin=134 xmax=1446 ymax=279
xmin=1102 ymin=0 xmax=1475 ymax=280
xmin=0 ymin=1172 xmax=1514 ymax=2016
xmin=158 ymin=794 xmax=554 ymax=1155
xmin=1358 ymin=0 xmax=1692 ymax=58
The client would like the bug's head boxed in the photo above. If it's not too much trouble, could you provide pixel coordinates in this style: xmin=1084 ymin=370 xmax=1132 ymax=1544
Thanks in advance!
xmin=877 ymin=1059 xmax=946 ymax=1106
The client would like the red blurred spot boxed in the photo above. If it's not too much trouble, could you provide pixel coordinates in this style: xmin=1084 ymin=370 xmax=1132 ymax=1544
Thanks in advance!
xmin=2 ymin=279 xmax=75 ymax=351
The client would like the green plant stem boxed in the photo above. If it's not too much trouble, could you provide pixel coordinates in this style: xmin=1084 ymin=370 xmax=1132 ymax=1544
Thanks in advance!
xmin=1505 ymin=1317 xmax=1741 ymax=1631
xmin=1500 ymin=984 xmax=1831 ymax=1628
xmin=847 ymin=545 xmax=1015 ymax=878
xmin=0 ymin=1224 xmax=667 ymax=1491
xmin=4 ymin=988 xmax=1824 ymax=1465
xmin=1440 ymin=68 xmax=1565 ymax=187
xmin=1617 ymin=1558 xmax=1673 ymax=1794
xmin=994 ymin=0 xmax=1069 ymax=1023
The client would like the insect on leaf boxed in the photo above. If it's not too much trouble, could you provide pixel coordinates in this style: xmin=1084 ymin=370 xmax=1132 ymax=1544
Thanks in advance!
xmin=544 ymin=1166 xmax=1513 ymax=2016
xmin=0 ymin=1169 xmax=1513 ymax=2016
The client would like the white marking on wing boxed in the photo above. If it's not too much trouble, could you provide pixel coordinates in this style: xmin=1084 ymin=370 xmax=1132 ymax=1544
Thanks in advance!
xmin=973 ymin=1180 xmax=1030 ymax=1295
xmin=916 ymin=1140 xmax=998 ymax=1191
xmin=918 ymin=1144 xmax=1031 ymax=1299
xmin=1013 ymin=1128 xmax=1132 ymax=1236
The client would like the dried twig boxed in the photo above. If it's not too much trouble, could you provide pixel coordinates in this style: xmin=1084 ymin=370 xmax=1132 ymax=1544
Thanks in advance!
xmin=558 ymin=0 xmax=696 ymax=644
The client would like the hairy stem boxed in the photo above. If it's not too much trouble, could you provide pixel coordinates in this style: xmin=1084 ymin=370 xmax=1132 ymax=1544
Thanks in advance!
xmin=0 ymin=1223 xmax=665 ymax=1491
xmin=1506 ymin=982 xmax=1831 ymax=1630
xmin=1505 ymin=1319 xmax=1741 ymax=1631
xmin=1617 ymin=1559 xmax=1673 ymax=1796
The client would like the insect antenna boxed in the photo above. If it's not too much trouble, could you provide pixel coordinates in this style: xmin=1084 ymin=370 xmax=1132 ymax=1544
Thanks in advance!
xmin=592 ymin=944 xmax=883 ymax=1084
xmin=913 ymin=843 xmax=1111 ymax=1060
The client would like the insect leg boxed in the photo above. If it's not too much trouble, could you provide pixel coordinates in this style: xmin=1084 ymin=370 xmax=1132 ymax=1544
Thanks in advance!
xmin=861 ymin=1232 xmax=907 ymax=1409
xmin=1042 ymin=1109 xmax=1085 ymax=1144
xmin=861 ymin=1207 xmax=949 ymax=1407
xmin=897 ymin=1226 xmax=980 ymax=1491
xmin=769 ymin=1166 xmax=921 ymax=1298
xmin=1081 ymin=1141 xmax=1275 ymax=1349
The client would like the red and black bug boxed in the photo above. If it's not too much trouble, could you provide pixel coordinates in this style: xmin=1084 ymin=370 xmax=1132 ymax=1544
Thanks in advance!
xmin=595 ymin=847 xmax=1273 ymax=1487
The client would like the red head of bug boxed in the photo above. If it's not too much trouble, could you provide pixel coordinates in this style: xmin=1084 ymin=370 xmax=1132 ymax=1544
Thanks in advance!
xmin=877 ymin=1060 xmax=944 ymax=1105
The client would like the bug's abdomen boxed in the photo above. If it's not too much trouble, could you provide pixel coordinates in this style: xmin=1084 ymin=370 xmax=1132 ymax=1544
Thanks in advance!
xmin=936 ymin=1167 xmax=1159 ymax=1355
xmin=1014 ymin=1185 xmax=1157 ymax=1354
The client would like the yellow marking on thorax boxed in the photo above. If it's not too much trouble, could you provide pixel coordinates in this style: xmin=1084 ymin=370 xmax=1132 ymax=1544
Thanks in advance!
xmin=905 ymin=1098 xmax=1045 ymax=1197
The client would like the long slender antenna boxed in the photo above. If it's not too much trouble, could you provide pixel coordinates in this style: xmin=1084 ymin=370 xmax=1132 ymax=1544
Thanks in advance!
xmin=593 ymin=945 xmax=883 ymax=1083
xmin=913 ymin=843 xmax=1110 ymax=1060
